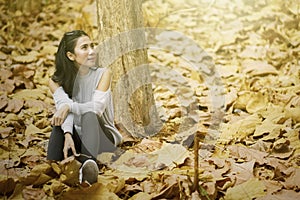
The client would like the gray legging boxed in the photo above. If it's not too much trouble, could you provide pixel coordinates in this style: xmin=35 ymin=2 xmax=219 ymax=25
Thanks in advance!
xmin=47 ymin=112 xmax=116 ymax=163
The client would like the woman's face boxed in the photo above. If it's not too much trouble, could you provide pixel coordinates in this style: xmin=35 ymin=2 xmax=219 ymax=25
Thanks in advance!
xmin=68 ymin=35 xmax=96 ymax=68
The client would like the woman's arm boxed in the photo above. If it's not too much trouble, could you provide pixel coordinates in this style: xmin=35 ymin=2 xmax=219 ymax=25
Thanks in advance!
xmin=49 ymin=79 xmax=77 ymax=158
xmin=96 ymin=68 xmax=111 ymax=91
xmin=49 ymin=79 xmax=73 ymax=132
xmin=49 ymin=79 xmax=59 ymax=93
xmin=69 ymin=69 xmax=112 ymax=116
xmin=50 ymin=79 xmax=73 ymax=110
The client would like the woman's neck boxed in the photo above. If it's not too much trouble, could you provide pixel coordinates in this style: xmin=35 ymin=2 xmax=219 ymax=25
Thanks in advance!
xmin=78 ymin=66 xmax=90 ymax=76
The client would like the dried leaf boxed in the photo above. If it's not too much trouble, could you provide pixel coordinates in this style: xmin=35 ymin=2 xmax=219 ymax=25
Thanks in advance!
xmin=216 ymin=177 xmax=233 ymax=191
xmin=242 ymin=59 xmax=278 ymax=76
xmin=289 ymin=95 xmax=300 ymax=107
xmin=19 ymin=172 xmax=41 ymax=186
xmin=246 ymin=92 xmax=268 ymax=113
xmin=6 ymin=183 xmax=24 ymax=200
xmin=272 ymin=138 xmax=290 ymax=153
xmin=234 ymin=91 xmax=252 ymax=111
xmin=51 ymin=162 xmax=62 ymax=175
xmin=0 ymin=68 xmax=12 ymax=80
xmin=13 ymin=75 xmax=34 ymax=89
xmin=224 ymin=178 xmax=266 ymax=200
xmin=0 ymin=139 xmax=10 ymax=151
xmin=24 ymin=99 xmax=49 ymax=114
xmin=0 ymin=127 xmax=13 ymax=138
xmin=32 ymin=174 xmax=52 ymax=186
xmin=31 ymin=163 xmax=52 ymax=176
xmin=0 ymin=79 xmax=15 ymax=94
xmin=239 ymin=45 xmax=266 ymax=59
xmin=225 ymin=88 xmax=238 ymax=108
xmin=4 ymin=98 xmax=24 ymax=113
xmin=190 ymin=70 xmax=203 ymax=83
xmin=282 ymin=168 xmax=300 ymax=190
xmin=40 ymin=45 xmax=57 ymax=56
xmin=0 ymin=149 xmax=23 ymax=168
xmin=271 ymin=149 xmax=294 ymax=159
xmin=228 ymin=145 xmax=268 ymax=165
xmin=262 ymin=29 xmax=289 ymax=44
xmin=98 ymin=175 xmax=125 ymax=194
xmin=124 ymin=155 xmax=152 ymax=168
xmin=20 ymin=148 xmax=43 ymax=167
xmin=227 ymin=159 xmax=256 ymax=185
xmin=261 ymin=180 xmax=282 ymax=195
xmin=0 ymin=51 xmax=8 ymax=60
xmin=133 ymin=138 xmax=163 ymax=153
xmin=250 ymin=140 xmax=272 ymax=153
xmin=152 ymin=175 xmax=180 ymax=199
xmin=150 ymin=143 xmax=190 ymax=169
xmin=25 ymin=124 xmax=43 ymax=136
xmin=0 ymin=176 xmax=16 ymax=195
xmin=285 ymin=107 xmax=300 ymax=122
xmin=59 ymin=157 xmax=81 ymax=186
xmin=12 ymin=64 xmax=31 ymax=76
xmin=18 ymin=134 xmax=42 ymax=148
xmin=43 ymin=179 xmax=68 ymax=197
xmin=217 ymin=64 xmax=238 ymax=78
xmin=11 ymin=88 xmax=46 ymax=100
xmin=0 ymin=94 xmax=8 ymax=109
xmin=254 ymin=166 xmax=275 ymax=180
xmin=107 ymin=165 xmax=150 ymax=182
xmin=129 ymin=192 xmax=152 ymax=200
xmin=22 ymin=185 xmax=46 ymax=200
xmin=219 ymin=114 xmax=261 ymax=144
xmin=62 ymin=183 xmax=120 ymax=200
xmin=13 ymin=50 xmax=39 ymax=63
xmin=284 ymin=129 xmax=300 ymax=158
xmin=256 ymin=189 xmax=300 ymax=200
xmin=35 ymin=118 xmax=51 ymax=129
xmin=264 ymin=157 xmax=289 ymax=175
xmin=253 ymin=118 xmax=283 ymax=139
xmin=23 ymin=70 xmax=35 ymax=79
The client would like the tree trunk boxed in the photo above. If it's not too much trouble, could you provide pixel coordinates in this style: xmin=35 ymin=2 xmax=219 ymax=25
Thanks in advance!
xmin=96 ymin=0 xmax=162 ymax=138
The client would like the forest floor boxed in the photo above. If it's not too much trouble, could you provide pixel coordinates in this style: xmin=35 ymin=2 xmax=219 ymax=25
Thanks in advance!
xmin=0 ymin=0 xmax=300 ymax=199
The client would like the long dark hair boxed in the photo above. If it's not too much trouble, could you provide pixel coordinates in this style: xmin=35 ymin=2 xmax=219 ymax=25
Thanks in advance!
xmin=52 ymin=30 xmax=89 ymax=97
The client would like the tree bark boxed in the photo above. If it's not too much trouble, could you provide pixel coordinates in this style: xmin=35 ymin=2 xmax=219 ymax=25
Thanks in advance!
xmin=96 ymin=0 xmax=162 ymax=138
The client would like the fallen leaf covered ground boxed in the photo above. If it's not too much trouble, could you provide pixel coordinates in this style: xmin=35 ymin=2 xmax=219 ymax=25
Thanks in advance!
xmin=0 ymin=0 xmax=300 ymax=199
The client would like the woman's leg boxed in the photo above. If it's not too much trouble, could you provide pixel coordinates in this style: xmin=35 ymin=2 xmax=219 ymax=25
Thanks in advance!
xmin=47 ymin=126 xmax=81 ymax=161
xmin=80 ymin=112 xmax=116 ymax=159
xmin=47 ymin=126 xmax=64 ymax=161
xmin=47 ymin=125 xmax=99 ymax=185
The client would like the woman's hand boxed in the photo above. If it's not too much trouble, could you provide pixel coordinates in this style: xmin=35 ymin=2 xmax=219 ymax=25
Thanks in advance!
xmin=63 ymin=133 xmax=79 ymax=159
xmin=51 ymin=104 xmax=70 ymax=126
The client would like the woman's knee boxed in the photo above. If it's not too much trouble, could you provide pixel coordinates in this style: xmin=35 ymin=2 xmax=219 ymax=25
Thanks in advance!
xmin=81 ymin=111 xmax=98 ymax=122
xmin=52 ymin=126 xmax=64 ymax=134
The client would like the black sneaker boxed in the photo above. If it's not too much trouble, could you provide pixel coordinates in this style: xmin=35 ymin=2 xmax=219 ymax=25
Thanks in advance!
xmin=79 ymin=159 xmax=99 ymax=185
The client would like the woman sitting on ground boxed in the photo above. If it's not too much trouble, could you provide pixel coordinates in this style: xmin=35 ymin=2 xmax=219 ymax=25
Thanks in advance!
xmin=47 ymin=30 xmax=123 ymax=185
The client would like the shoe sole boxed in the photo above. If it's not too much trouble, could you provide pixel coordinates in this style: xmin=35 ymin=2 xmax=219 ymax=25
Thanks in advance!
xmin=79 ymin=159 xmax=99 ymax=184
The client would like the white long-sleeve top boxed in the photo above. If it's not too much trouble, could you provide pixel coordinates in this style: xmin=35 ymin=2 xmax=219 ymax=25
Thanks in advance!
xmin=53 ymin=87 xmax=74 ymax=134
xmin=52 ymin=67 xmax=123 ymax=146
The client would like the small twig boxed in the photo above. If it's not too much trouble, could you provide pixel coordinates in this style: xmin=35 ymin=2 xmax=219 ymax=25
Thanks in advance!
xmin=193 ymin=132 xmax=213 ymax=199
xmin=193 ymin=132 xmax=199 ymax=193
